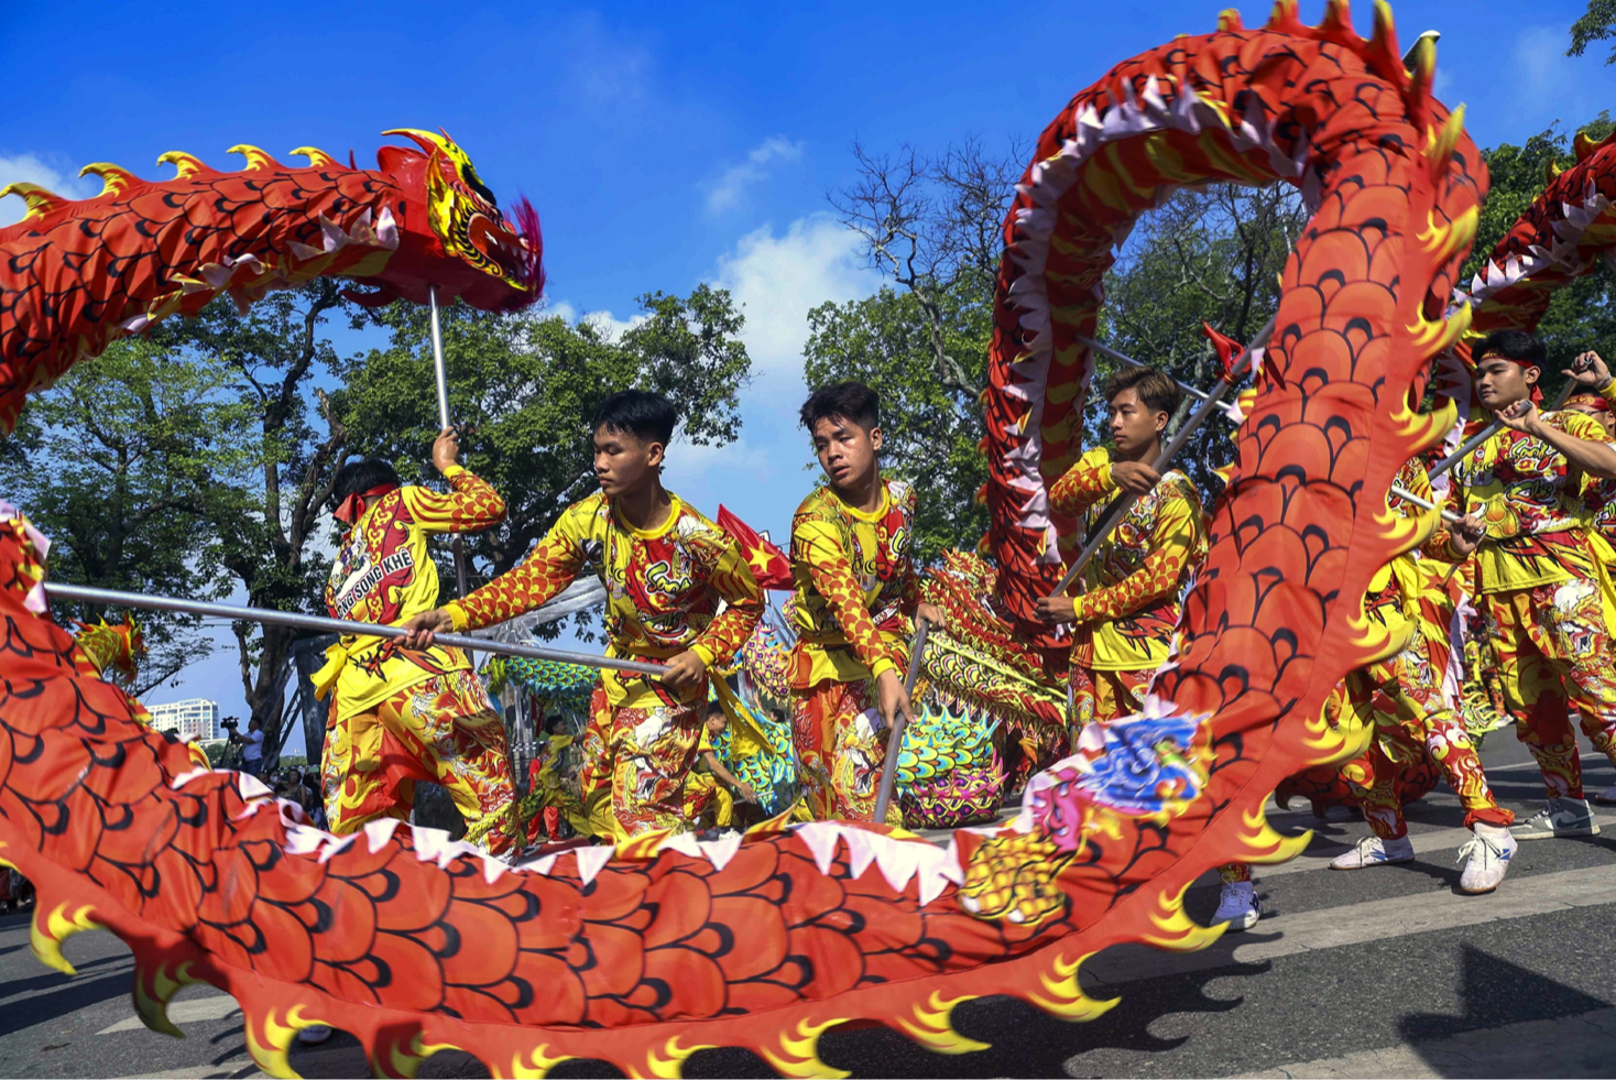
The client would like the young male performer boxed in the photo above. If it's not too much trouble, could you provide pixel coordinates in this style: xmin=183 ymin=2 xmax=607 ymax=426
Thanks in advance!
xmin=317 ymin=427 xmax=520 ymax=854
xmin=1034 ymin=366 xmax=1217 ymax=913
xmin=403 ymin=391 xmax=764 ymax=840
xmin=1326 ymin=459 xmax=1517 ymax=892
xmin=790 ymin=381 xmax=945 ymax=823
xmin=1565 ymin=369 xmax=1616 ymax=805
xmin=1438 ymin=331 xmax=1616 ymax=840
xmin=1035 ymin=367 xmax=1206 ymax=729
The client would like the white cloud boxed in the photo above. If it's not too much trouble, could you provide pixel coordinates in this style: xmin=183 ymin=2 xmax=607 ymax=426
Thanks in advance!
xmin=713 ymin=214 xmax=879 ymax=379
xmin=541 ymin=298 xmax=648 ymax=341
xmin=704 ymin=137 xmax=805 ymax=215
xmin=0 ymin=152 xmax=95 ymax=226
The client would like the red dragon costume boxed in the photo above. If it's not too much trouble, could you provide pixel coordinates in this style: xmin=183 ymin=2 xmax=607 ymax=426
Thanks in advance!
xmin=1 ymin=8 xmax=1496 ymax=1076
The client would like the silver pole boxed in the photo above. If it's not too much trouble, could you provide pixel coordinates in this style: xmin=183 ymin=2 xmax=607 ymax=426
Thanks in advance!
xmin=43 ymin=582 xmax=667 ymax=677
xmin=428 ymin=285 xmax=472 ymax=598
xmin=871 ymin=617 xmax=929 ymax=825
xmin=428 ymin=285 xmax=452 ymax=429
xmin=1051 ymin=316 xmax=1276 ymax=597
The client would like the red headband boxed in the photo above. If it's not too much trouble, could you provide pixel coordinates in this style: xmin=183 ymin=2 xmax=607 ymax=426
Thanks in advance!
xmin=333 ymin=484 xmax=398 ymax=525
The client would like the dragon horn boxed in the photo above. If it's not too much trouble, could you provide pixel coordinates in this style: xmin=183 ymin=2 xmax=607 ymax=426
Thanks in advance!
xmin=78 ymin=163 xmax=142 ymax=198
xmin=288 ymin=147 xmax=337 ymax=167
xmin=226 ymin=145 xmax=281 ymax=172
xmin=381 ymin=128 xmax=450 ymax=156
xmin=156 ymin=151 xmax=209 ymax=179
xmin=0 ymin=182 xmax=66 ymax=222
xmin=1401 ymin=28 xmax=1439 ymax=71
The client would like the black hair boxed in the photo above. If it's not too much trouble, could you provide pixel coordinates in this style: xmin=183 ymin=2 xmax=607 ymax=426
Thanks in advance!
xmin=706 ymin=700 xmax=726 ymax=719
xmin=1102 ymin=366 xmax=1183 ymax=417
xmin=799 ymin=380 xmax=880 ymax=432
xmin=1475 ymin=329 xmax=1548 ymax=369
xmin=330 ymin=458 xmax=401 ymax=509
xmin=593 ymin=389 xmax=677 ymax=445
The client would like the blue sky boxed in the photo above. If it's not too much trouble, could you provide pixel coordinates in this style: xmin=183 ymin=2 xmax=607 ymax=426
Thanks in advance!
xmin=6 ymin=0 xmax=1616 ymax=752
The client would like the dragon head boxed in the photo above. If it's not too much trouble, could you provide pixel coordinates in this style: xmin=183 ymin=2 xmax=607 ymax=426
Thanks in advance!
xmin=358 ymin=128 xmax=545 ymax=312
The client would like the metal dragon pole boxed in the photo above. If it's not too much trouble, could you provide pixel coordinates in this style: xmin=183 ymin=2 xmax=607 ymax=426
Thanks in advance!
xmin=42 ymin=582 xmax=667 ymax=677
xmin=871 ymin=616 xmax=930 ymax=825
xmin=1050 ymin=315 xmax=1276 ymax=598
xmin=429 ymin=285 xmax=473 ymax=598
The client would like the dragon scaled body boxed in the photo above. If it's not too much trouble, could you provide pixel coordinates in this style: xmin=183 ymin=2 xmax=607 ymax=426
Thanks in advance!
xmin=1 ymin=8 xmax=1492 ymax=1077
xmin=0 ymin=129 xmax=543 ymax=432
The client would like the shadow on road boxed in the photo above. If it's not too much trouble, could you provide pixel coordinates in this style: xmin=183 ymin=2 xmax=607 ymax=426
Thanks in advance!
xmin=1399 ymin=944 xmax=1610 ymax=1074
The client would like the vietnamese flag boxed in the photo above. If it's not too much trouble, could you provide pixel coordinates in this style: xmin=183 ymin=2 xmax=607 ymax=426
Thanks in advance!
xmin=717 ymin=505 xmax=793 ymax=590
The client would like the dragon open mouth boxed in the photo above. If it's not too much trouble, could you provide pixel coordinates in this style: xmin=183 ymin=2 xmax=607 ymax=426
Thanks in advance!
xmin=466 ymin=212 xmax=528 ymax=284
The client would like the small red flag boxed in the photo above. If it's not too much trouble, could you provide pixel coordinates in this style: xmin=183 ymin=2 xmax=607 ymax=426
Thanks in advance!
xmin=717 ymin=505 xmax=793 ymax=590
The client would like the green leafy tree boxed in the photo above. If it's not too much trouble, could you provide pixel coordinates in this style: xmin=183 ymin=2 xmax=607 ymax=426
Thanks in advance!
xmin=0 ymin=334 xmax=250 ymax=693
xmin=1097 ymin=183 xmax=1304 ymax=495
xmin=334 ymin=287 xmax=752 ymax=626
xmin=1570 ymin=0 xmax=1616 ymax=63
xmin=1461 ymin=113 xmax=1616 ymax=394
xmin=178 ymin=280 xmax=356 ymax=758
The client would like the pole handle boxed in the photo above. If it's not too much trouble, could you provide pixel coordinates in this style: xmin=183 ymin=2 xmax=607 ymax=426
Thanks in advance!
xmin=871 ymin=617 xmax=929 ymax=825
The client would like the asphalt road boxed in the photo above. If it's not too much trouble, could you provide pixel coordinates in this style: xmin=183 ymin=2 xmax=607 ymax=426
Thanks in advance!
xmin=5 ymin=732 xmax=1616 ymax=1079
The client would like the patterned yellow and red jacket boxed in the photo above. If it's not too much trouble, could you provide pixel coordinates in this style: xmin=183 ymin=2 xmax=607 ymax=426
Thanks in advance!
xmin=789 ymin=479 xmax=922 ymax=689
xmin=1431 ymin=384 xmax=1616 ymax=594
xmin=318 ymin=465 xmax=507 ymax=720
xmin=1049 ymin=447 xmax=1206 ymax=672
xmin=444 ymin=491 xmax=764 ymax=710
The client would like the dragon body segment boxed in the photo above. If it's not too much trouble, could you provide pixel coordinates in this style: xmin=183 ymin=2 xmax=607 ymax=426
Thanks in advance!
xmin=0 ymin=129 xmax=543 ymax=432
xmin=0 ymin=7 xmax=1487 ymax=1077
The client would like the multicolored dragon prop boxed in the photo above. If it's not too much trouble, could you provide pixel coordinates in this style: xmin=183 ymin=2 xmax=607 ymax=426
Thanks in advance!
xmin=2 ymin=6 xmax=1490 ymax=1076
xmin=0 ymin=128 xmax=543 ymax=432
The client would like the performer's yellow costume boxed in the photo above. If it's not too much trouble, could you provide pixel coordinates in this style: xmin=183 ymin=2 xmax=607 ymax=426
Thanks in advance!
xmin=1431 ymin=387 xmax=1616 ymax=799
xmin=443 ymin=492 xmax=763 ymax=839
xmin=1047 ymin=447 xmax=1206 ymax=730
xmin=787 ymin=479 xmax=922 ymax=824
xmin=317 ymin=466 xmax=520 ymax=854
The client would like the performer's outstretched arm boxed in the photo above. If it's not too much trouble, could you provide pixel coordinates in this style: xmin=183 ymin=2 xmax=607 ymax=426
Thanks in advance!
xmin=1048 ymin=448 xmax=1117 ymax=518
xmin=439 ymin=518 xmax=585 ymax=633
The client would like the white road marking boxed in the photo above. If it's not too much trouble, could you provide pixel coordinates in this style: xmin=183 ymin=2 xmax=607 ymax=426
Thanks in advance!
xmin=96 ymin=994 xmax=240 ymax=1034
xmin=1087 ymin=863 xmax=1616 ymax=986
xmin=1233 ymin=1005 xmax=1616 ymax=1078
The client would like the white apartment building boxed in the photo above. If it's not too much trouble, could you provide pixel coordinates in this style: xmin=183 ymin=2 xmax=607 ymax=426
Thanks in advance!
xmin=146 ymin=699 xmax=219 ymax=742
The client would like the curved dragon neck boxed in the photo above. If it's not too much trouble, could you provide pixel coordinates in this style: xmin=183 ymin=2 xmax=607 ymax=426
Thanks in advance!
xmin=0 ymin=152 xmax=402 ymax=432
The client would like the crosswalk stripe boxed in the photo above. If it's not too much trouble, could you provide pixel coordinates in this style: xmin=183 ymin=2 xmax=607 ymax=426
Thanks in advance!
xmin=96 ymin=994 xmax=239 ymax=1034
xmin=1232 ymin=1005 xmax=1616 ymax=1078
xmin=1087 ymin=862 xmax=1616 ymax=986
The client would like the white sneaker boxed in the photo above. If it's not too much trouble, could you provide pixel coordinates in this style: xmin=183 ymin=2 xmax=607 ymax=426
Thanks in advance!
xmin=296 ymin=1024 xmax=332 ymax=1046
xmin=1214 ymin=881 xmax=1262 ymax=931
xmin=1457 ymin=823 xmax=1516 ymax=894
xmin=1510 ymin=797 xmax=1601 ymax=840
xmin=1594 ymin=784 xmax=1616 ymax=807
xmin=1329 ymin=834 xmax=1415 ymax=870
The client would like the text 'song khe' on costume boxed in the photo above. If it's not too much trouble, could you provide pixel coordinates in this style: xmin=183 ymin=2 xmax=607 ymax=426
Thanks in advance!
xmin=315 ymin=465 xmax=522 ymax=854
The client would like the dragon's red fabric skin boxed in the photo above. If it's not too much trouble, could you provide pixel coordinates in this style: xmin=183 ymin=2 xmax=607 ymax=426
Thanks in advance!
xmin=3 ymin=6 xmax=1489 ymax=1076
xmin=0 ymin=129 xmax=543 ymax=433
